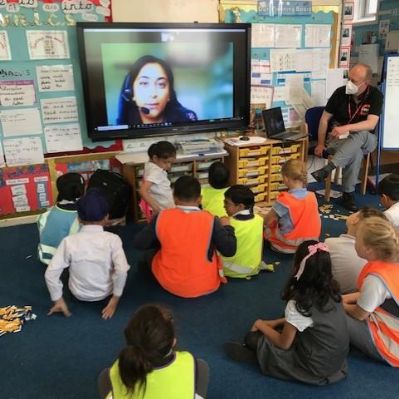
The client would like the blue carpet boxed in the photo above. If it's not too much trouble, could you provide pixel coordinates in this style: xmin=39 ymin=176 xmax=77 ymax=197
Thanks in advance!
xmin=1 ymin=186 xmax=396 ymax=399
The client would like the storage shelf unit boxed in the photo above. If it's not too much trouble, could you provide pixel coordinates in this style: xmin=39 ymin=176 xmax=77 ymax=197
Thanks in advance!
xmin=117 ymin=151 xmax=227 ymax=222
xmin=224 ymin=138 xmax=308 ymax=206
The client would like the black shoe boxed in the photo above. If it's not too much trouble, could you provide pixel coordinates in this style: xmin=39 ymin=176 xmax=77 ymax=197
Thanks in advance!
xmin=341 ymin=192 xmax=358 ymax=212
xmin=311 ymin=167 xmax=330 ymax=182
xmin=223 ymin=342 xmax=257 ymax=364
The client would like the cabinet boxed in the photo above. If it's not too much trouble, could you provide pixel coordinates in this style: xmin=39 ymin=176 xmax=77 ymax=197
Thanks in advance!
xmin=224 ymin=138 xmax=308 ymax=206
xmin=116 ymin=151 xmax=227 ymax=221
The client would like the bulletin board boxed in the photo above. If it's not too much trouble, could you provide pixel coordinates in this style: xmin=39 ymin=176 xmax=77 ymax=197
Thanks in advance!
xmin=0 ymin=0 xmax=113 ymax=169
xmin=219 ymin=0 xmax=341 ymax=129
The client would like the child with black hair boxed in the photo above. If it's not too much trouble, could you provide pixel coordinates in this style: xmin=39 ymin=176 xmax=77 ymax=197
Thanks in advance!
xmin=225 ymin=240 xmax=349 ymax=385
xmin=133 ymin=175 xmax=236 ymax=298
xmin=139 ymin=141 xmax=176 ymax=220
xmin=378 ymin=173 xmax=399 ymax=228
xmin=45 ymin=188 xmax=130 ymax=319
xmin=98 ymin=304 xmax=209 ymax=399
xmin=221 ymin=185 xmax=264 ymax=278
xmin=38 ymin=172 xmax=85 ymax=265
xmin=201 ymin=161 xmax=230 ymax=217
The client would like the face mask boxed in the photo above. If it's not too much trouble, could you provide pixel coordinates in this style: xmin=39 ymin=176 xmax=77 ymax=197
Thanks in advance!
xmin=345 ymin=80 xmax=359 ymax=95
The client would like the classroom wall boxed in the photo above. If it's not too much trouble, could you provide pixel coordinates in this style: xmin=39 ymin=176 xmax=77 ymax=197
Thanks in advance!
xmin=111 ymin=0 xmax=219 ymax=23
xmin=351 ymin=0 xmax=399 ymax=164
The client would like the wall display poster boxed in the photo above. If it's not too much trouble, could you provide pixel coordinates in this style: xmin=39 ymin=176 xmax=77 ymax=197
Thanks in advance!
xmin=0 ymin=0 xmax=113 ymax=172
xmin=339 ymin=47 xmax=350 ymax=68
xmin=341 ymin=25 xmax=352 ymax=47
xmin=0 ymin=163 xmax=52 ymax=216
xmin=343 ymin=2 xmax=354 ymax=21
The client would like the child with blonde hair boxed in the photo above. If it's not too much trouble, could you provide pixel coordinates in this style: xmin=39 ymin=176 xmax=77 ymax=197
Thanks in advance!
xmin=139 ymin=141 xmax=176 ymax=220
xmin=263 ymin=159 xmax=321 ymax=253
xmin=326 ymin=207 xmax=387 ymax=293
xmin=343 ymin=217 xmax=399 ymax=365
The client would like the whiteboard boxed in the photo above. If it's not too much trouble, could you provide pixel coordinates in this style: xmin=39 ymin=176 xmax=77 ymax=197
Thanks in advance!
xmin=382 ymin=55 xmax=399 ymax=149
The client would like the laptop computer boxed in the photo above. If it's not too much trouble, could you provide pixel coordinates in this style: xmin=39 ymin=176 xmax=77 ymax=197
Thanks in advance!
xmin=262 ymin=107 xmax=308 ymax=141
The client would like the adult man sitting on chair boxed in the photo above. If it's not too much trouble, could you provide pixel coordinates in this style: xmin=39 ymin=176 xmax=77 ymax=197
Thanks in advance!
xmin=312 ymin=63 xmax=383 ymax=211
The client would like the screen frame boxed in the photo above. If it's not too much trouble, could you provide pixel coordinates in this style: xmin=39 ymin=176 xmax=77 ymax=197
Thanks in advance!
xmin=76 ymin=22 xmax=252 ymax=142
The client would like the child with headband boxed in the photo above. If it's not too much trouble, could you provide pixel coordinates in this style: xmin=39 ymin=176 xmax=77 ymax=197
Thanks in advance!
xmin=343 ymin=217 xmax=399 ymax=366
xmin=224 ymin=241 xmax=349 ymax=385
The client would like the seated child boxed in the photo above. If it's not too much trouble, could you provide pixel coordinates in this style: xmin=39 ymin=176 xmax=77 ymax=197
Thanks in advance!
xmin=45 ymin=188 xmax=130 ymax=319
xmin=38 ymin=172 xmax=85 ymax=265
xmin=378 ymin=173 xmax=399 ymax=228
xmin=201 ymin=161 xmax=230 ymax=217
xmin=221 ymin=185 xmax=264 ymax=278
xmin=325 ymin=207 xmax=387 ymax=294
xmin=343 ymin=217 xmax=399 ymax=366
xmin=139 ymin=141 xmax=176 ymax=221
xmin=263 ymin=159 xmax=321 ymax=254
xmin=98 ymin=304 xmax=209 ymax=399
xmin=225 ymin=241 xmax=349 ymax=385
xmin=133 ymin=175 xmax=236 ymax=298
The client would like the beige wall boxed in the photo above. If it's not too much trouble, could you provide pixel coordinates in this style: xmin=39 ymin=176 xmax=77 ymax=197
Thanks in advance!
xmin=112 ymin=0 xmax=219 ymax=23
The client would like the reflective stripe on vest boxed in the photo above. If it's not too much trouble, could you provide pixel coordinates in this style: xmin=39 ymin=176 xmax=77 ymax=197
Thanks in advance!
xmin=201 ymin=187 xmax=228 ymax=217
xmin=109 ymin=351 xmax=195 ymax=399
xmin=223 ymin=215 xmax=263 ymax=278
xmin=266 ymin=191 xmax=321 ymax=253
xmin=357 ymin=260 xmax=399 ymax=366
xmin=153 ymin=208 xmax=221 ymax=298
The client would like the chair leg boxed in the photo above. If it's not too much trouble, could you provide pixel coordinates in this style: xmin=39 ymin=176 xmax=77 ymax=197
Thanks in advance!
xmin=325 ymin=172 xmax=332 ymax=202
xmin=333 ymin=167 xmax=341 ymax=184
xmin=361 ymin=153 xmax=371 ymax=195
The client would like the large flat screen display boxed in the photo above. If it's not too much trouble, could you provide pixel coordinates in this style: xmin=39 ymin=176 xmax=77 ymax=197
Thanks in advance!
xmin=76 ymin=22 xmax=251 ymax=141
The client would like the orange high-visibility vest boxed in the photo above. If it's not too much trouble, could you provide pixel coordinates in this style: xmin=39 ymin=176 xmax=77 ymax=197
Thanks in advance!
xmin=267 ymin=191 xmax=321 ymax=253
xmin=357 ymin=260 xmax=399 ymax=367
xmin=153 ymin=208 xmax=222 ymax=298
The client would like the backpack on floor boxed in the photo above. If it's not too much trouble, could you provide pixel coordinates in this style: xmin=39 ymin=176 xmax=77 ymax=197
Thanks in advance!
xmin=87 ymin=169 xmax=131 ymax=220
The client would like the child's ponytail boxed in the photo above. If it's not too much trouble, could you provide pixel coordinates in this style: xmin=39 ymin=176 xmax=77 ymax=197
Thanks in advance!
xmin=118 ymin=345 xmax=152 ymax=393
xmin=117 ymin=305 xmax=175 ymax=394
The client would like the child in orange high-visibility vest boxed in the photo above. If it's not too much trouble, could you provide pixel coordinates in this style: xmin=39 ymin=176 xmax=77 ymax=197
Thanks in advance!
xmin=263 ymin=159 xmax=321 ymax=254
xmin=343 ymin=217 xmax=399 ymax=366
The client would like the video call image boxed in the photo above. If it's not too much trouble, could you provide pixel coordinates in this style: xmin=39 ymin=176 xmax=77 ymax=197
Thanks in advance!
xmin=101 ymin=42 xmax=234 ymax=127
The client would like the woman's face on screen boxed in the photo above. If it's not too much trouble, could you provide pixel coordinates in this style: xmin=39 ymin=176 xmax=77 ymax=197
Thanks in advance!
xmin=133 ymin=62 xmax=171 ymax=123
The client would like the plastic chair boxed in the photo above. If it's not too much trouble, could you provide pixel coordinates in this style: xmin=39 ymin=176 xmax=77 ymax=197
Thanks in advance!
xmin=304 ymin=107 xmax=371 ymax=202
xmin=324 ymin=152 xmax=371 ymax=202
xmin=304 ymin=106 xmax=325 ymax=142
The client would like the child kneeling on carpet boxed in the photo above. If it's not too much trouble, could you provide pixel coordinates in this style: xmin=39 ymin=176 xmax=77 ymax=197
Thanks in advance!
xmin=263 ymin=159 xmax=321 ymax=254
xmin=224 ymin=240 xmax=349 ymax=385
xmin=38 ymin=172 xmax=85 ymax=265
xmin=221 ymin=185 xmax=264 ymax=278
xmin=98 ymin=304 xmax=209 ymax=399
xmin=133 ymin=175 xmax=236 ymax=298
xmin=44 ymin=188 xmax=130 ymax=319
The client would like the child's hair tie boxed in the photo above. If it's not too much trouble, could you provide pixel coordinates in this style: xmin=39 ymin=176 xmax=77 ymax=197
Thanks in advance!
xmin=294 ymin=242 xmax=329 ymax=280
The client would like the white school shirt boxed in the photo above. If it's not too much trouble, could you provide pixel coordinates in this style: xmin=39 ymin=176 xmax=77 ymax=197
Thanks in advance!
xmin=45 ymin=225 xmax=130 ymax=302
xmin=285 ymin=300 xmax=313 ymax=332
xmin=357 ymin=275 xmax=392 ymax=313
xmin=384 ymin=202 xmax=399 ymax=229
xmin=325 ymin=234 xmax=367 ymax=294
xmin=144 ymin=161 xmax=174 ymax=210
